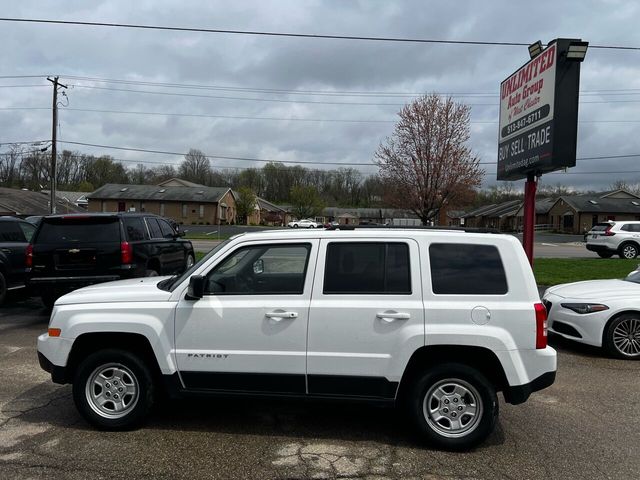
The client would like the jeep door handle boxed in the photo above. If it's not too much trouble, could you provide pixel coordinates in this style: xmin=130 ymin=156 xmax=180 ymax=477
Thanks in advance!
xmin=265 ymin=311 xmax=298 ymax=321
xmin=376 ymin=311 xmax=411 ymax=322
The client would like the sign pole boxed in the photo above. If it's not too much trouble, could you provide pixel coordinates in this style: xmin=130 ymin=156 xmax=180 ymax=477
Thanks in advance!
xmin=523 ymin=173 xmax=537 ymax=265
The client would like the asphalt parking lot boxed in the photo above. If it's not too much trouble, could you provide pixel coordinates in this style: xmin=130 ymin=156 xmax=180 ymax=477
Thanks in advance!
xmin=1 ymin=295 xmax=639 ymax=479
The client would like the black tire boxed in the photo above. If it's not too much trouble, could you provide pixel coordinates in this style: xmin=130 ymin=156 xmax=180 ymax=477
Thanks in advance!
xmin=405 ymin=363 xmax=498 ymax=450
xmin=73 ymin=349 xmax=155 ymax=430
xmin=145 ymin=269 xmax=159 ymax=277
xmin=603 ymin=314 xmax=640 ymax=359
xmin=0 ymin=271 xmax=6 ymax=306
xmin=597 ymin=252 xmax=614 ymax=258
xmin=293 ymin=224 xmax=299 ymax=228
xmin=619 ymin=242 xmax=639 ymax=259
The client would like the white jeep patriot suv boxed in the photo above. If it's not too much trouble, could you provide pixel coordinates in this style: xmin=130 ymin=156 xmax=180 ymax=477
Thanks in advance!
xmin=38 ymin=228 xmax=556 ymax=450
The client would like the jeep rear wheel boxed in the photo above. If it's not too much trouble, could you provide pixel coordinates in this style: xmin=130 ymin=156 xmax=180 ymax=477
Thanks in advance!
xmin=406 ymin=363 xmax=498 ymax=450
xmin=73 ymin=349 xmax=155 ymax=429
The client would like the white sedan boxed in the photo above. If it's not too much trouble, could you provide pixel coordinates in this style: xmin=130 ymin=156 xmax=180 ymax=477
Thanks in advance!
xmin=543 ymin=268 xmax=640 ymax=359
xmin=287 ymin=218 xmax=319 ymax=228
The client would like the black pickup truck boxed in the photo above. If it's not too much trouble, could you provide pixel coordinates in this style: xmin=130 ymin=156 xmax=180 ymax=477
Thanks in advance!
xmin=28 ymin=213 xmax=195 ymax=308
xmin=0 ymin=217 xmax=36 ymax=304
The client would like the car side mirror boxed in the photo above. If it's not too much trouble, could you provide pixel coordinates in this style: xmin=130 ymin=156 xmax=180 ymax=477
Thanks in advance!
xmin=187 ymin=275 xmax=205 ymax=300
xmin=253 ymin=259 xmax=264 ymax=275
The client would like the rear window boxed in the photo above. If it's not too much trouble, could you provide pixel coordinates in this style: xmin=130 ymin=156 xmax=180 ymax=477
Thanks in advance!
xmin=323 ymin=242 xmax=411 ymax=294
xmin=123 ymin=217 xmax=147 ymax=241
xmin=591 ymin=223 xmax=613 ymax=232
xmin=429 ymin=243 xmax=508 ymax=295
xmin=36 ymin=218 xmax=121 ymax=244
xmin=146 ymin=218 xmax=163 ymax=239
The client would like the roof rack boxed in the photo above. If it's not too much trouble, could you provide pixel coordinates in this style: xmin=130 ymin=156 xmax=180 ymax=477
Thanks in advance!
xmin=324 ymin=225 xmax=500 ymax=234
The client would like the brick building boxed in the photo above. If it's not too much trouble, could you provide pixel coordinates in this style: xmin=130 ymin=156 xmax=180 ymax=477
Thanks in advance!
xmin=87 ymin=183 xmax=237 ymax=225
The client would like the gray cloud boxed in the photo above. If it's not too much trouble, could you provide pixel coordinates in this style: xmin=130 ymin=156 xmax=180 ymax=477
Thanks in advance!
xmin=1 ymin=0 xmax=640 ymax=191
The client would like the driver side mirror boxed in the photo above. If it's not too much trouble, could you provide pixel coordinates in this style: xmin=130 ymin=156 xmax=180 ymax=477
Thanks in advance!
xmin=187 ymin=275 xmax=205 ymax=300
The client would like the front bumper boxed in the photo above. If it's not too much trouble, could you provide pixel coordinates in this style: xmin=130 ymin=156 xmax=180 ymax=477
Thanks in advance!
xmin=37 ymin=333 xmax=74 ymax=384
xmin=503 ymin=370 xmax=556 ymax=405
xmin=38 ymin=351 xmax=69 ymax=384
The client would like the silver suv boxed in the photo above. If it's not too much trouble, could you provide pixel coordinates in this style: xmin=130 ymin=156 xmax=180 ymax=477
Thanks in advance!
xmin=586 ymin=221 xmax=640 ymax=259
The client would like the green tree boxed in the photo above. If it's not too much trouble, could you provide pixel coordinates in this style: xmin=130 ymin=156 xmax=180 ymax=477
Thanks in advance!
xmin=235 ymin=187 xmax=257 ymax=225
xmin=290 ymin=185 xmax=325 ymax=220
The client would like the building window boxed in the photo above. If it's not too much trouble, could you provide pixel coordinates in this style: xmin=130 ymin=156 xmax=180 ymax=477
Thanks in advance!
xmin=199 ymin=204 xmax=204 ymax=219
xmin=160 ymin=203 xmax=165 ymax=216
xmin=101 ymin=201 xmax=107 ymax=212
xmin=140 ymin=202 xmax=146 ymax=212
xmin=182 ymin=204 xmax=187 ymax=218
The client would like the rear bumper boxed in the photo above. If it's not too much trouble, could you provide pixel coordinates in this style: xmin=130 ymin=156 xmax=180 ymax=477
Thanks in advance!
xmin=29 ymin=274 xmax=122 ymax=289
xmin=503 ymin=370 xmax=556 ymax=405
xmin=586 ymin=244 xmax=616 ymax=254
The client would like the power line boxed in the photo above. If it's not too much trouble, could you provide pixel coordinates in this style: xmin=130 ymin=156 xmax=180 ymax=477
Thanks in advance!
xmin=57 ymin=140 xmax=379 ymax=167
xmin=55 ymin=75 xmax=640 ymax=98
xmin=66 ymin=83 xmax=640 ymax=106
xmin=1 ymin=17 xmax=638 ymax=50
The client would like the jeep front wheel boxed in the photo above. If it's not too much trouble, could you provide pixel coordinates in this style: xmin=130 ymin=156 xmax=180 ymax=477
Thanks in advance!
xmin=406 ymin=363 xmax=498 ymax=450
xmin=73 ymin=349 xmax=155 ymax=429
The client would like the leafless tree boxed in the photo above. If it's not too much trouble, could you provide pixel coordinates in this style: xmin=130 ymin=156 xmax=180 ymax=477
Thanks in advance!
xmin=375 ymin=94 xmax=483 ymax=223
xmin=179 ymin=148 xmax=211 ymax=184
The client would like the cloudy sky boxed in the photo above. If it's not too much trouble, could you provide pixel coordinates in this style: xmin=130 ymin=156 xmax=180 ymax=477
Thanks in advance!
xmin=2 ymin=0 xmax=640 ymax=190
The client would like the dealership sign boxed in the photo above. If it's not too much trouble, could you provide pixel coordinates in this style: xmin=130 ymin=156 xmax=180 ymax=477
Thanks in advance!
xmin=497 ymin=39 xmax=583 ymax=181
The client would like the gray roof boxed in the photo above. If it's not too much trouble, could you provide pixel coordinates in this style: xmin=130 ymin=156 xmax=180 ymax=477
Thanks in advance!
xmin=0 ymin=188 xmax=84 ymax=215
xmin=157 ymin=178 xmax=205 ymax=187
xmin=558 ymin=195 xmax=640 ymax=214
xmin=256 ymin=197 xmax=286 ymax=212
xmin=88 ymin=184 xmax=231 ymax=203
xmin=462 ymin=203 xmax=498 ymax=218
xmin=53 ymin=190 xmax=89 ymax=204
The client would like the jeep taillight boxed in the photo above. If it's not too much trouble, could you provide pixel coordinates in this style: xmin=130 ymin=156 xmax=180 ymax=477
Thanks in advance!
xmin=535 ymin=303 xmax=548 ymax=349
xmin=25 ymin=244 xmax=33 ymax=268
xmin=121 ymin=241 xmax=133 ymax=265
xmin=604 ymin=225 xmax=615 ymax=236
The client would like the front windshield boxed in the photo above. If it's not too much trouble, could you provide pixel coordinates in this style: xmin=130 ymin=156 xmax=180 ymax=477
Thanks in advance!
xmin=624 ymin=270 xmax=640 ymax=284
xmin=159 ymin=239 xmax=232 ymax=291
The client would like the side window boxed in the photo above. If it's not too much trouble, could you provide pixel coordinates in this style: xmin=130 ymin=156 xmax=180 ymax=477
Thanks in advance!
xmin=205 ymin=243 xmax=311 ymax=295
xmin=18 ymin=222 xmax=36 ymax=242
xmin=147 ymin=218 xmax=163 ymax=239
xmin=323 ymin=242 xmax=411 ymax=294
xmin=123 ymin=217 xmax=147 ymax=241
xmin=630 ymin=224 xmax=640 ymax=233
xmin=0 ymin=222 xmax=26 ymax=242
xmin=429 ymin=243 xmax=508 ymax=295
xmin=158 ymin=219 xmax=175 ymax=239
xmin=621 ymin=224 xmax=630 ymax=232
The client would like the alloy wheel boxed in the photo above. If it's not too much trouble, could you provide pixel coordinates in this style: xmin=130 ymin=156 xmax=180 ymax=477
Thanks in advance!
xmin=85 ymin=363 xmax=140 ymax=419
xmin=422 ymin=378 xmax=483 ymax=438
xmin=612 ymin=318 xmax=640 ymax=357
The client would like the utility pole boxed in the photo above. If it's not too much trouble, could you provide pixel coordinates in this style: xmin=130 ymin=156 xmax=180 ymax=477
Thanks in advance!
xmin=46 ymin=76 xmax=67 ymax=214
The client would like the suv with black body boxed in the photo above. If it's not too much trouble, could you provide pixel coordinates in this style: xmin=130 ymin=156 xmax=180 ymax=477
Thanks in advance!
xmin=0 ymin=217 xmax=36 ymax=304
xmin=28 ymin=213 xmax=195 ymax=307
